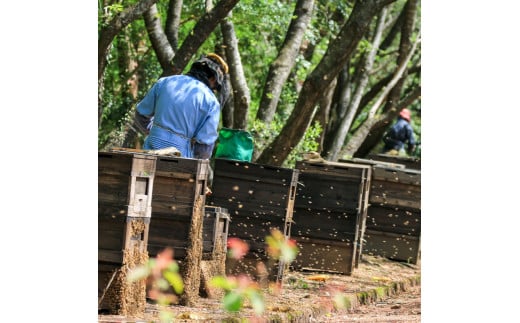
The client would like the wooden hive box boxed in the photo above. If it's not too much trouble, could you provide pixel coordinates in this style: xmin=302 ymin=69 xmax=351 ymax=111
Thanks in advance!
xmin=369 ymin=165 xmax=421 ymax=209
xmin=144 ymin=155 xmax=211 ymax=305
xmin=199 ymin=206 xmax=230 ymax=299
xmin=292 ymin=160 xmax=371 ymax=275
xmin=363 ymin=204 xmax=421 ymax=264
xmin=344 ymin=159 xmax=422 ymax=264
xmin=146 ymin=156 xmax=209 ymax=259
xmin=99 ymin=150 xmax=214 ymax=307
xmin=363 ymin=165 xmax=421 ymax=264
xmin=202 ymin=206 xmax=230 ymax=257
xmin=98 ymin=151 xmax=156 ymax=314
xmin=207 ymin=158 xmax=299 ymax=282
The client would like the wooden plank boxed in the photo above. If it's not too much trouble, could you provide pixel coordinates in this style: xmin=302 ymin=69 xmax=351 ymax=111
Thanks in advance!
xmin=213 ymin=158 xmax=297 ymax=184
xmin=369 ymin=180 xmax=421 ymax=209
xmin=292 ymin=209 xmax=359 ymax=238
xmin=366 ymin=205 xmax=421 ymax=236
xmin=98 ymin=250 xmax=123 ymax=264
xmin=363 ymin=229 xmax=421 ymax=264
xmin=108 ymin=147 xmax=148 ymax=154
xmin=203 ymin=207 xmax=230 ymax=255
xmin=299 ymin=159 xmax=376 ymax=171
xmin=211 ymin=169 xmax=297 ymax=188
xmin=156 ymin=156 xmax=209 ymax=175
xmin=340 ymin=158 xmax=406 ymax=169
xmin=291 ymin=237 xmax=356 ymax=275
xmin=367 ymin=153 xmax=421 ymax=170
xmin=371 ymin=166 xmax=421 ymax=185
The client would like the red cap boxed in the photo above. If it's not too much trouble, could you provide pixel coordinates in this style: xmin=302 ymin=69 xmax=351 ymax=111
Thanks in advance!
xmin=399 ymin=108 xmax=411 ymax=122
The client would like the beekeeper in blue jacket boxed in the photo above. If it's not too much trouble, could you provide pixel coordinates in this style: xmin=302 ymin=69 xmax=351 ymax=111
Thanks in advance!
xmin=134 ymin=53 xmax=229 ymax=159
xmin=382 ymin=108 xmax=416 ymax=156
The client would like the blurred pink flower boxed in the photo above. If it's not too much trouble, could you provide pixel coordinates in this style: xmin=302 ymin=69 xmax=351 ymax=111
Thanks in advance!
xmin=227 ymin=237 xmax=249 ymax=260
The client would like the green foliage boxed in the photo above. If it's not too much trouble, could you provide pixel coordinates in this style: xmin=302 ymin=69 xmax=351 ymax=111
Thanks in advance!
xmin=287 ymin=277 xmax=310 ymax=289
xmin=99 ymin=0 xmax=421 ymax=163
xmin=265 ymin=228 xmax=299 ymax=263
xmin=333 ymin=293 xmax=352 ymax=310
xmin=223 ymin=290 xmax=244 ymax=312
xmin=211 ymin=275 xmax=265 ymax=314
xmin=283 ymin=121 xmax=323 ymax=168
xmin=251 ymin=117 xmax=322 ymax=169
xmin=250 ymin=118 xmax=282 ymax=157
xmin=98 ymin=13 xmax=162 ymax=149
xmin=127 ymin=230 xmax=300 ymax=318
xmin=210 ymin=229 xmax=299 ymax=315
xmin=230 ymin=0 xmax=295 ymax=101
xmin=410 ymin=107 xmax=421 ymax=157
xmin=293 ymin=54 xmax=313 ymax=87
xmin=127 ymin=247 xmax=184 ymax=307
xmin=98 ymin=1 xmax=123 ymax=30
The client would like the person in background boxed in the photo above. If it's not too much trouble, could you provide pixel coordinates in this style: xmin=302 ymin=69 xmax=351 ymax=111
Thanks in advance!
xmin=134 ymin=53 xmax=230 ymax=159
xmin=382 ymin=108 xmax=416 ymax=156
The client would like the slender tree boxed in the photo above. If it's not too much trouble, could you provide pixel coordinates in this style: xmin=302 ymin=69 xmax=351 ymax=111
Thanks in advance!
xmin=167 ymin=0 xmax=240 ymax=75
xmin=221 ymin=12 xmax=250 ymax=129
xmin=165 ymin=0 xmax=183 ymax=50
xmin=256 ymin=0 xmax=397 ymax=166
xmin=324 ymin=6 xmax=389 ymax=161
xmin=98 ymin=0 xmax=158 ymax=125
xmin=341 ymin=33 xmax=420 ymax=157
xmin=346 ymin=0 xmax=420 ymax=157
xmin=255 ymin=0 xmax=315 ymax=124
xmin=99 ymin=0 xmax=421 ymax=165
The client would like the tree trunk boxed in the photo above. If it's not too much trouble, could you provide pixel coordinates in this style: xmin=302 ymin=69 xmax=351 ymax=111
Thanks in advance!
xmin=323 ymin=65 xmax=351 ymax=155
xmin=255 ymin=0 xmax=315 ymax=124
xmin=167 ymin=0 xmax=240 ymax=76
xmin=256 ymin=0 xmax=396 ymax=166
xmin=221 ymin=12 xmax=251 ymax=130
xmin=98 ymin=0 xmax=158 ymax=125
xmin=165 ymin=0 xmax=183 ymax=51
xmin=325 ymin=6 xmax=389 ymax=161
xmin=341 ymin=33 xmax=420 ymax=157
xmin=347 ymin=0 xmax=420 ymax=157
xmin=221 ymin=86 xmax=234 ymax=128
xmin=313 ymin=78 xmax=336 ymax=151
xmin=144 ymin=4 xmax=175 ymax=72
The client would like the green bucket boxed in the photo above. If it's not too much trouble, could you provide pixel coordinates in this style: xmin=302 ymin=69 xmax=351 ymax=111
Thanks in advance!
xmin=214 ymin=128 xmax=254 ymax=162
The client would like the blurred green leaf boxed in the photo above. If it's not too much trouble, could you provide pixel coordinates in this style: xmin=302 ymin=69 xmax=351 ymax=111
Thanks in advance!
xmin=156 ymin=277 xmax=170 ymax=291
xmin=247 ymin=291 xmax=265 ymax=315
xmin=210 ymin=276 xmax=237 ymax=291
xmin=163 ymin=271 xmax=184 ymax=294
xmin=127 ymin=265 xmax=150 ymax=282
xmin=223 ymin=292 xmax=243 ymax=312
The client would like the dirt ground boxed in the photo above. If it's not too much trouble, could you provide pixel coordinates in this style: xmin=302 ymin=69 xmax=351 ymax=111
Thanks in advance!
xmin=315 ymin=283 xmax=421 ymax=322
xmin=98 ymin=255 xmax=420 ymax=322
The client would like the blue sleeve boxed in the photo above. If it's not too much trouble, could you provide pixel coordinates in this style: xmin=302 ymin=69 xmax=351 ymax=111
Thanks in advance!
xmin=194 ymin=102 xmax=221 ymax=145
xmin=136 ymin=78 xmax=165 ymax=117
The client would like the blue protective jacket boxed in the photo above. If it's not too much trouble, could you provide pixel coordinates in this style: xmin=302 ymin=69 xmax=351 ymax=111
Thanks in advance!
xmin=136 ymin=75 xmax=220 ymax=158
xmin=382 ymin=117 xmax=416 ymax=152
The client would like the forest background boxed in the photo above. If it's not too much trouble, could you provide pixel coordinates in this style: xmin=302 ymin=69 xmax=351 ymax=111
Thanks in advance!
xmin=98 ymin=0 xmax=421 ymax=167
xmin=1 ymin=1 xmax=519 ymax=323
